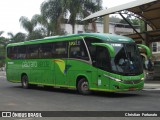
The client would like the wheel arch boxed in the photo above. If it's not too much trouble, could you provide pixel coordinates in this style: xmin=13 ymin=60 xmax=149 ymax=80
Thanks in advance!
xmin=76 ymin=74 xmax=89 ymax=89
xmin=21 ymin=73 xmax=27 ymax=81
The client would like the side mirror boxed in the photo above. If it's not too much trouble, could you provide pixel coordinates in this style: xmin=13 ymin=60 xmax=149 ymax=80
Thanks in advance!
xmin=91 ymin=43 xmax=115 ymax=58
xmin=137 ymin=44 xmax=151 ymax=58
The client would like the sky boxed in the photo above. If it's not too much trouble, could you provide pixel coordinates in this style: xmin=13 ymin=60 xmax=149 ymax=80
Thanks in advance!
xmin=0 ymin=0 xmax=135 ymax=37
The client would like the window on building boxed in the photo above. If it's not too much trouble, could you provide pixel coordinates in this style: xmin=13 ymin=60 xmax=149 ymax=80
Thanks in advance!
xmin=78 ymin=31 xmax=83 ymax=34
xmin=158 ymin=42 xmax=160 ymax=52
xmin=152 ymin=42 xmax=157 ymax=52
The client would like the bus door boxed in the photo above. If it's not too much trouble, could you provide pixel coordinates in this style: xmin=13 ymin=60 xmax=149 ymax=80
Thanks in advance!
xmin=91 ymin=43 xmax=115 ymax=90
xmin=95 ymin=46 xmax=111 ymax=90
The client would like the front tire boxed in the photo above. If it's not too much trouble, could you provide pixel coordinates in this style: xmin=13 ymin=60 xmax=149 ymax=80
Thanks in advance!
xmin=21 ymin=75 xmax=29 ymax=89
xmin=77 ymin=78 xmax=91 ymax=95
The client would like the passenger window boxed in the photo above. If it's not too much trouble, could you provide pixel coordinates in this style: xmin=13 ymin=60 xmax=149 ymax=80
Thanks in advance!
xmin=53 ymin=42 xmax=68 ymax=58
xmin=17 ymin=46 xmax=27 ymax=59
xmin=27 ymin=44 xmax=40 ymax=59
xmin=69 ymin=40 xmax=89 ymax=61
xmin=40 ymin=43 xmax=53 ymax=58
xmin=85 ymin=37 xmax=103 ymax=62
xmin=7 ymin=47 xmax=17 ymax=59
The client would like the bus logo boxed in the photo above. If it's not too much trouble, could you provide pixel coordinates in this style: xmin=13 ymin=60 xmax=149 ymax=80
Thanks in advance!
xmin=22 ymin=61 xmax=37 ymax=68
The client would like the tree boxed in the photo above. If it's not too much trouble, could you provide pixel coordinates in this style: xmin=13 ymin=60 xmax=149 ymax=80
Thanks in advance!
xmin=67 ymin=0 xmax=84 ymax=34
xmin=0 ymin=31 xmax=6 ymax=66
xmin=41 ymin=0 xmax=69 ymax=35
xmin=67 ymin=0 xmax=103 ymax=33
xmin=31 ymin=14 xmax=55 ymax=36
xmin=19 ymin=0 xmax=102 ymax=38
xmin=130 ymin=18 xmax=140 ymax=25
xmin=19 ymin=16 xmax=44 ymax=40
xmin=27 ymin=30 xmax=44 ymax=40
xmin=40 ymin=0 xmax=102 ymax=34
xmin=19 ymin=16 xmax=35 ymax=34
xmin=0 ymin=31 xmax=4 ymax=36
xmin=82 ymin=0 xmax=102 ymax=32
xmin=110 ymin=16 xmax=121 ymax=23
xmin=7 ymin=32 xmax=26 ymax=42
xmin=0 ymin=31 xmax=8 ymax=46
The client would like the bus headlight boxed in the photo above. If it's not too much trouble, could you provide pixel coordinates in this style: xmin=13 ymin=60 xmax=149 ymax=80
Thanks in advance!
xmin=141 ymin=78 xmax=144 ymax=81
xmin=114 ymin=78 xmax=122 ymax=82
xmin=104 ymin=74 xmax=122 ymax=82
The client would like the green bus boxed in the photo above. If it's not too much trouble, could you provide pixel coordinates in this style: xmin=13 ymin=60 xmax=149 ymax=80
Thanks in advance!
xmin=6 ymin=33 xmax=151 ymax=94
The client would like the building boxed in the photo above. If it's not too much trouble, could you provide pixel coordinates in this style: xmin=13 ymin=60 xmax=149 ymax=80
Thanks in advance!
xmin=61 ymin=20 xmax=140 ymax=35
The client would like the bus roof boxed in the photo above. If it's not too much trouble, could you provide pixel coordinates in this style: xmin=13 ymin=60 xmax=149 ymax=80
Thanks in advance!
xmin=7 ymin=33 xmax=134 ymax=47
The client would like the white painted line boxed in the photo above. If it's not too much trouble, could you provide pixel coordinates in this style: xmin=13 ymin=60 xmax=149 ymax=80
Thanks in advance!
xmin=143 ymin=88 xmax=160 ymax=91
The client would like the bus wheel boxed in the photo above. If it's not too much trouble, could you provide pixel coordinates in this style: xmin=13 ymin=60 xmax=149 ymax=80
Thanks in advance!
xmin=21 ymin=75 xmax=29 ymax=89
xmin=77 ymin=78 xmax=91 ymax=95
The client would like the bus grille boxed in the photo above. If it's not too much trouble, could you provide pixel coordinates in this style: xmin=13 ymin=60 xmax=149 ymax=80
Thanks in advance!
xmin=122 ymin=80 xmax=141 ymax=84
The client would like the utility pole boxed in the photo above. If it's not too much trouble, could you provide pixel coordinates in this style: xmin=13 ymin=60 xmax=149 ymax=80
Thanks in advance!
xmin=103 ymin=15 xmax=109 ymax=33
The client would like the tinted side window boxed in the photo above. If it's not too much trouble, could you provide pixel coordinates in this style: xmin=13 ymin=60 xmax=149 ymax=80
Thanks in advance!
xmin=17 ymin=46 xmax=27 ymax=59
xmin=7 ymin=47 xmax=17 ymax=59
xmin=69 ymin=40 xmax=89 ymax=61
xmin=40 ymin=43 xmax=53 ymax=58
xmin=85 ymin=37 xmax=103 ymax=62
xmin=96 ymin=46 xmax=111 ymax=71
xmin=27 ymin=44 xmax=40 ymax=59
xmin=53 ymin=42 xmax=68 ymax=58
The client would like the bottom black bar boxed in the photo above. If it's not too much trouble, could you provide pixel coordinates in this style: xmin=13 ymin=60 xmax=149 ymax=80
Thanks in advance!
xmin=0 ymin=111 xmax=160 ymax=117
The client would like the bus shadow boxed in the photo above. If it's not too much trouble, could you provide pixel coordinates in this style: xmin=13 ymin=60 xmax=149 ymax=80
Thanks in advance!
xmin=12 ymin=85 xmax=142 ymax=98
xmin=91 ymin=91 xmax=141 ymax=98
xmin=13 ymin=85 xmax=78 ymax=94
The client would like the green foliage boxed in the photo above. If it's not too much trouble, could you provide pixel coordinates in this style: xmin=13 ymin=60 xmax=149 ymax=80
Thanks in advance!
xmin=40 ymin=0 xmax=102 ymax=34
xmin=19 ymin=16 xmax=35 ymax=34
xmin=0 ymin=31 xmax=4 ymax=36
xmin=130 ymin=18 xmax=139 ymax=25
xmin=82 ymin=0 xmax=102 ymax=33
xmin=19 ymin=16 xmax=45 ymax=40
xmin=41 ymin=0 xmax=66 ymax=35
xmin=27 ymin=30 xmax=44 ymax=40
xmin=109 ymin=16 xmax=121 ymax=23
xmin=0 ymin=33 xmax=6 ymax=66
xmin=17 ymin=0 xmax=102 ymax=40
xmin=139 ymin=20 xmax=145 ymax=32
xmin=8 ymin=32 xmax=26 ymax=42
xmin=0 ymin=32 xmax=9 ymax=46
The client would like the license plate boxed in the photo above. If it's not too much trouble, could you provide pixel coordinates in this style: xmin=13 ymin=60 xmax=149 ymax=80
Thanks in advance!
xmin=129 ymin=88 xmax=136 ymax=91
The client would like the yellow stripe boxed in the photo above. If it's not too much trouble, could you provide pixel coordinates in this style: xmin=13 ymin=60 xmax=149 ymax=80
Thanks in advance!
xmin=90 ymin=88 xmax=116 ymax=92
xmin=29 ymin=82 xmax=76 ymax=89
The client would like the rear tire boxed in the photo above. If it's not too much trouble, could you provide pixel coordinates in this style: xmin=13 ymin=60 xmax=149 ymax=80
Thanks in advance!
xmin=21 ymin=75 xmax=29 ymax=89
xmin=77 ymin=78 xmax=91 ymax=95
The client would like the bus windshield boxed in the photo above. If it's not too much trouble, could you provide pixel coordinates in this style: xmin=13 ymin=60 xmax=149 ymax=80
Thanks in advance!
xmin=111 ymin=43 xmax=143 ymax=75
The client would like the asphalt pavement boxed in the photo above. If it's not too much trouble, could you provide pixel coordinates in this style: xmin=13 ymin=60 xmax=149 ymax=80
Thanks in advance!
xmin=0 ymin=71 xmax=160 ymax=120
